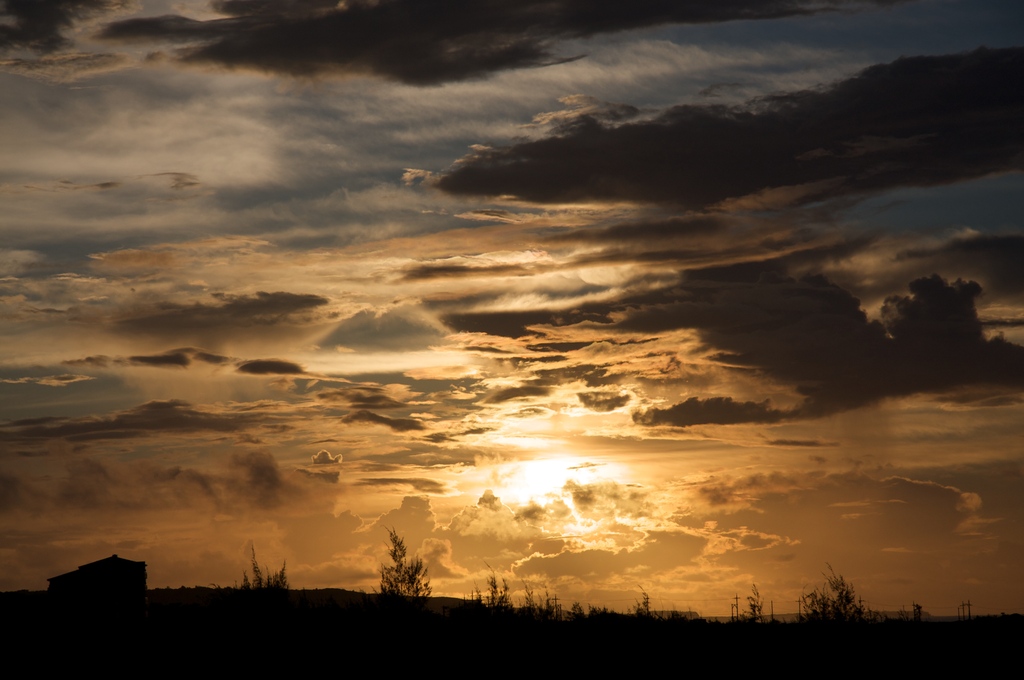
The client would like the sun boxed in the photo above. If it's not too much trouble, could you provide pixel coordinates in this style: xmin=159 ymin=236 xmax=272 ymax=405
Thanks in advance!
xmin=490 ymin=455 xmax=604 ymax=506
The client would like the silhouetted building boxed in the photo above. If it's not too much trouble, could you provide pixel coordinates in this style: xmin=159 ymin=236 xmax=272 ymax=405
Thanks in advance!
xmin=47 ymin=554 xmax=147 ymax=623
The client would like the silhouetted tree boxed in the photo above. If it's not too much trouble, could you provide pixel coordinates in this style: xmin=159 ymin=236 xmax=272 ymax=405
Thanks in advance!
xmin=746 ymin=584 xmax=764 ymax=623
xmin=379 ymin=528 xmax=431 ymax=607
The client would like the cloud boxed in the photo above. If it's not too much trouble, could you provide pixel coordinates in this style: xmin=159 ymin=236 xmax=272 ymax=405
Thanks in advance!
xmin=438 ymin=47 xmax=1024 ymax=207
xmin=128 ymin=351 xmax=192 ymax=368
xmin=311 ymin=449 xmax=341 ymax=465
xmin=358 ymin=478 xmax=447 ymax=494
xmin=577 ymin=391 xmax=630 ymax=412
xmin=466 ymin=267 xmax=1024 ymax=427
xmin=229 ymin=451 xmax=288 ymax=508
xmin=341 ymin=410 xmax=424 ymax=432
xmin=1 ymin=374 xmax=95 ymax=387
xmin=480 ymin=384 xmax=552 ymax=404
xmin=898 ymin=234 xmax=1024 ymax=295
xmin=295 ymin=468 xmax=339 ymax=484
xmin=766 ymin=439 xmax=837 ymax=447
xmin=636 ymin=396 xmax=789 ymax=428
xmin=0 ymin=399 xmax=278 ymax=445
xmin=318 ymin=308 xmax=445 ymax=352
xmin=114 ymin=291 xmax=331 ymax=338
xmin=62 ymin=355 xmax=113 ymax=368
xmin=640 ymin=272 xmax=1024 ymax=418
xmin=563 ymin=479 xmax=650 ymax=519
xmin=3 ymin=449 xmax=314 ymax=515
xmin=0 ymin=0 xmax=128 ymax=53
xmin=97 ymin=0 xmax=909 ymax=84
xmin=0 ymin=52 xmax=130 ymax=82
xmin=315 ymin=387 xmax=407 ymax=410
xmin=446 ymin=490 xmax=540 ymax=545
xmin=63 ymin=348 xmax=231 ymax=370
xmin=237 ymin=359 xmax=306 ymax=375
xmin=417 ymin=537 xmax=465 ymax=578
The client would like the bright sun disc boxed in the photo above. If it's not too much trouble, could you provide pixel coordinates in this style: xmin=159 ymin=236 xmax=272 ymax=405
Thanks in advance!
xmin=495 ymin=456 xmax=602 ymax=505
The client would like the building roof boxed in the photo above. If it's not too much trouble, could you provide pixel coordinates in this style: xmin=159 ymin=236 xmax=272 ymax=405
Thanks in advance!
xmin=48 ymin=554 xmax=147 ymax=584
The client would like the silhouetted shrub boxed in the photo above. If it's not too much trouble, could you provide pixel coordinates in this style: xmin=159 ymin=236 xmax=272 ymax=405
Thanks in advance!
xmin=801 ymin=565 xmax=870 ymax=623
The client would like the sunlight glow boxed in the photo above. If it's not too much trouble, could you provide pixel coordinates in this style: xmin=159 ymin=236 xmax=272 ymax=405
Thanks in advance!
xmin=488 ymin=455 xmax=607 ymax=506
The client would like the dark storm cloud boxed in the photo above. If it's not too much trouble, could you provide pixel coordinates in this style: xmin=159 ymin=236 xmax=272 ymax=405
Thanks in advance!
xmin=236 ymin=359 xmax=306 ymax=375
xmin=439 ymin=47 xmax=1024 ymax=207
xmin=0 ymin=0 xmax=126 ymax=53
xmin=341 ymin=410 xmax=424 ymax=432
xmin=633 ymin=273 xmax=1024 ymax=426
xmin=0 ymin=399 xmax=275 ymax=444
xmin=114 ymin=291 xmax=330 ymax=336
xmin=98 ymin=0 xmax=908 ymax=84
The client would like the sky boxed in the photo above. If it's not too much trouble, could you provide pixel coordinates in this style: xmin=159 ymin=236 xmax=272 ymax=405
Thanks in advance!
xmin=1 ymin=0 xmax=1022 ymax=617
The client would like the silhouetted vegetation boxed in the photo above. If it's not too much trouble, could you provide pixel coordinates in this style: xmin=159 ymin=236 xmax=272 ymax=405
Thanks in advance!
xmin=633 ymin=586 xmax=653 ymax=618
xmin=7 ymin=555 xmax=1024 ymax=672
xmin=239 ymin=546 xmax=288 ymax=590
xmin=378 ymin=527 xmax=431 ymax=609
xmin=746 ymin=584 xmax=765 ymax=623
xmin=801 ymin=564 xmax=871 ymax=623
xmin=481 ymin=568 xmax=512 ymax=613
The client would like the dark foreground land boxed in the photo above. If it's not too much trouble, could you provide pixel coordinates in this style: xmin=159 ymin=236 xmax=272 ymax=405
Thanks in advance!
xmin=3 ymin=588 xmax=1020 ymax=672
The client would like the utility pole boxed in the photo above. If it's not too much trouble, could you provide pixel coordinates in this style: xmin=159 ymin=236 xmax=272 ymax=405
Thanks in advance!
xmin=731 ymin=594 xmax=740 ymax=621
